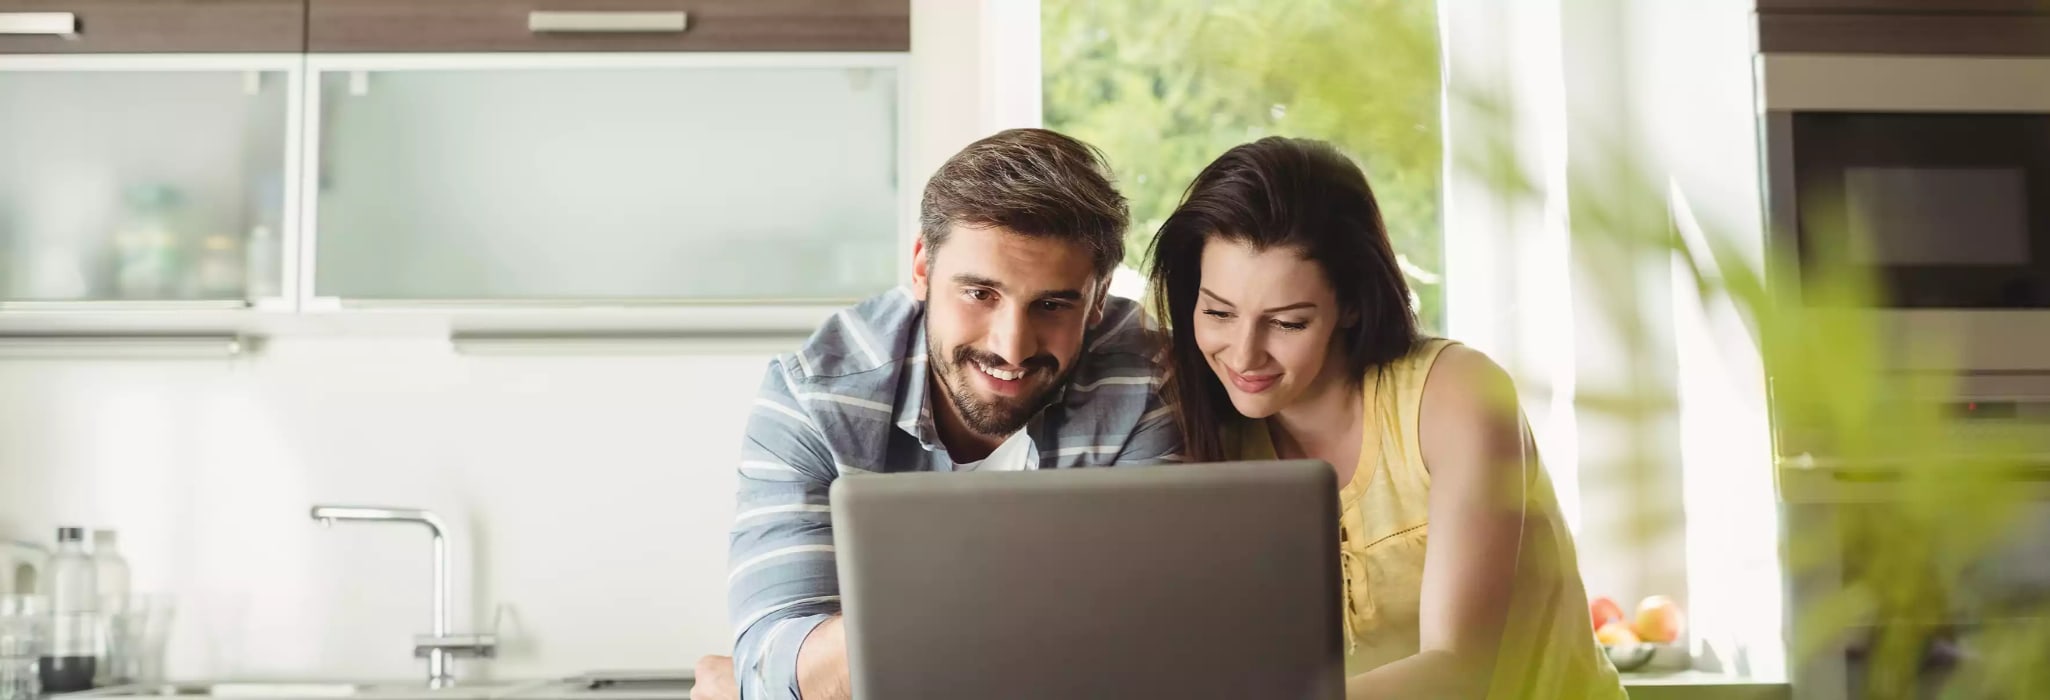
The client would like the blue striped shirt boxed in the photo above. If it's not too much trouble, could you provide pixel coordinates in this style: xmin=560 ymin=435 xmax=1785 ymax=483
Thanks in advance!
xmin=726 ymin=286 xmax=1183 ymax=699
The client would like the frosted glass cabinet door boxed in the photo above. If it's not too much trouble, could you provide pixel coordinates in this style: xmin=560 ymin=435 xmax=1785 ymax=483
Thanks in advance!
xmin=0 ymin=67 xmax=292 ymax=304
xmin=309 ymin=63 xmax=903 ymax=304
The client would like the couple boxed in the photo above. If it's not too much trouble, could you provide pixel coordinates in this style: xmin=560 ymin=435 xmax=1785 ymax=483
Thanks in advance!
xmin=694 ymin=129 xmax=1625 ymax=699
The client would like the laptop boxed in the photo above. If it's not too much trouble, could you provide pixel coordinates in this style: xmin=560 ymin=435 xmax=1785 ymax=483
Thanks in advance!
xmin=832 ymin=460 xmax=1345 ymax=700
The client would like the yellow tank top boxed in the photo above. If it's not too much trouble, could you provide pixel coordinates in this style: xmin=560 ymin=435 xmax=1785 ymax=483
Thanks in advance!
xmin=1226 ymin=339 xmax=1625 ymax=698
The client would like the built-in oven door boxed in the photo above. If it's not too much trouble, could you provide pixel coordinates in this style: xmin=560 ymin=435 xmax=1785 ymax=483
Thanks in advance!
xmin=1790 ymin=498 xmax=2050 ymax=699
xmin=1778 ymin=368 xmax=2050 ymax=700
xmin=1790 ymin=112 xmax=2050 ymax=308
xmin=1762 ymin=54 xmax=2050 ymax=371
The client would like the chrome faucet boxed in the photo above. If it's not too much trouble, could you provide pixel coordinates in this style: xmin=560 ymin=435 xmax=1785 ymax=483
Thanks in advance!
xmin=309 ymin=505 xmax=496 ymax=688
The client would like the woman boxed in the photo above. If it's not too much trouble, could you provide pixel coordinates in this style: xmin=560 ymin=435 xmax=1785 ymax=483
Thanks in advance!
xmin=1147 ymin=137 xmax=1625 ymax=699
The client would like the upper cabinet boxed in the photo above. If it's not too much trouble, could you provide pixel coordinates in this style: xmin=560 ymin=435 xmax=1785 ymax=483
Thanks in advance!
xmin=0 ymin=2 xmax=300 ymax=310
xmin=1758 ymin=0 xmax=2050 ymax=55
xmin=1757 ymin=0 xmax=2050 ymax=11
xmin=297 ymin=1 xmax=911 ymax=308
xmin=0 ymin=1 xmax=305 ymax=54
xmin=307 ymin=0 xmax=911 ymax=53
xmin=304 ymin=56 xmax=903 ymax=306
xmin=0 ymin=61 xmax=294 ymax=307
xmin=0 ymin=0 xmax=911 ymax=326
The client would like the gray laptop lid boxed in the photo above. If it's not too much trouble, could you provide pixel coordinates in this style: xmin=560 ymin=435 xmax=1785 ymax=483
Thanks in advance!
xmin=833 ymin=460 xmax=1344 ymax=700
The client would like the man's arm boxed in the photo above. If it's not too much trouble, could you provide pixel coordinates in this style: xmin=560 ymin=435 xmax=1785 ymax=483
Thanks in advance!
xmin=726 ymin=357 xmax=848 ymax=700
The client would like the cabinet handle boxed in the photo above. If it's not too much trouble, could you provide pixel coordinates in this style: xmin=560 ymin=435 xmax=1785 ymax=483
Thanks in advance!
xmin=0 ymin=12 xmax=77 ymax=36
xmin=450 ymin=330 xmax=801 ymax=356
xmin=527 ymin=11 xmax=688 ymax=34
xmin=1782 ymin=453 xmax=2050 ymax=482
xmin=0 ymin=335 xmax=246 ymax=359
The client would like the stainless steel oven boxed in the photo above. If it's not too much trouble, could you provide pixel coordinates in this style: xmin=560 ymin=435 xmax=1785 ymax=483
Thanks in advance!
xmin=1762 ymin=52 xmax=2050 ymax=700
xmin=1775 ymin=374 xmax=2050 ymax=700
xmin=1762 ymin=54 xmax=2050 ymax=373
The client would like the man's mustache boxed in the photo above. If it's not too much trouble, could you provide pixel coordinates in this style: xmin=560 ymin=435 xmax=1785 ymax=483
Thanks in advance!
xmin=953 ymin=345 xmax=1059 ymax=376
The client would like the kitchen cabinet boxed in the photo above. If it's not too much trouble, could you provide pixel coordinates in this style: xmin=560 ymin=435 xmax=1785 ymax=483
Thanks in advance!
xmin=0 ymin=1 xmax=305 ymax=54
xmin=307 ymin=0 xmax=910 ymax=53
xmin=0 ymin=56 xmax=297 ymax=309
xmin=0 ymin=1 xmax=912 ymax=332
xmin=1758 ymin=0 xmax=2050 ymax=55
xmin=1757 ymin=0 xmax=2050 ymax=12
xmin=302 ymin=55 xmax=904 ymax=307
xmin=0 ymin=2 xmax=301 ymax=312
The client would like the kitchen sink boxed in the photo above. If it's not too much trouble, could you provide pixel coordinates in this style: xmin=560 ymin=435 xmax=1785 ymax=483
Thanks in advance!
xmin=59 ymin=671 xmax=692 ymax=700
xmin=62 ymin=680 xmax=550 ymax=700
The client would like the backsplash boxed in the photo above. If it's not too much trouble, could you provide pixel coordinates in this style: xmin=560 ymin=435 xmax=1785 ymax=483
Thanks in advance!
xmin=0 ymin=337 xmax=769 ymax=680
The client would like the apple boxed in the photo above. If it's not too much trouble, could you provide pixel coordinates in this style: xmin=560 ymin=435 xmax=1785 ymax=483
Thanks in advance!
xmin=1590 ymin=596 xmax=1625 ymax=631
xmin=1633 ymin=595 xmax=1686 ymax=643
xmin=1595 ymin=620 xmax=1640 ymax=647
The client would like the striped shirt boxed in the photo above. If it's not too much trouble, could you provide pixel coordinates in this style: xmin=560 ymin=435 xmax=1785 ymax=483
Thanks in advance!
xmin=727 ymin=285 xmax=1183 ymax=699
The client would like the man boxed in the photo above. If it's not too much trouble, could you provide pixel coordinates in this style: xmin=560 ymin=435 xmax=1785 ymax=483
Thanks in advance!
xmin=691 ymin=128 xmax=1183 ymax=700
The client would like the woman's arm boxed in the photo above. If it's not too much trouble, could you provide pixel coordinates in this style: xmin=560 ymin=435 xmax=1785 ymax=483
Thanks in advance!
xmin=1346 ymin=345 xmax=1531 ymax=699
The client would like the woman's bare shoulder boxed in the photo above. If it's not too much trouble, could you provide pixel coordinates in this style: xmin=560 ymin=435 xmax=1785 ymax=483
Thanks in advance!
xmin=1422 ymin=343 xmax=1518 ymax=411
xmin=1417 ymin=343 xmax=1524 ymax=474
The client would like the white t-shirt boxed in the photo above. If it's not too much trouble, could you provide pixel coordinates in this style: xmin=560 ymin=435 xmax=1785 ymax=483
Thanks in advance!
xmin=954 ymin=431 xmax=1036 ymax=472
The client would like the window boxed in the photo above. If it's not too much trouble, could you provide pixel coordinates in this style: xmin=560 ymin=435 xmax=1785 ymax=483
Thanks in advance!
xmin=1036 ymin=1 xmax=1792 ymax=679
xmin=1041 ymin=0 xmax=1445 ymax=331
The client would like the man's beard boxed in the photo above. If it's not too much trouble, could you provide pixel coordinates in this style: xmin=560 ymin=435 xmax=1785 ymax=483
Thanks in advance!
xmin=928 ymin=332 xmax=1067 ymax=438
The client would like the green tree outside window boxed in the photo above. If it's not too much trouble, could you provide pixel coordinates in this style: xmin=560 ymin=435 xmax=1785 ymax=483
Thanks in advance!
xmin=1043 ymin=0 xmax=1445 ymax=331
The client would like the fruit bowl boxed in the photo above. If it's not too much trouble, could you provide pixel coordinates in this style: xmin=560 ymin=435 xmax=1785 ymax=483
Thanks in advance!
xmin=1591 ymin=594 xmax=1689 ymax=673
xmin=1602 ymin=642 xmax=1689 ymax=673
xmin=1603 ymin=643 xmax=1657 ymax=672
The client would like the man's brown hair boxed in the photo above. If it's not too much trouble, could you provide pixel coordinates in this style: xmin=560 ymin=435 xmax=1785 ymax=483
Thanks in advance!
xmin=919 ymin=128 xmax=1130 ymax=280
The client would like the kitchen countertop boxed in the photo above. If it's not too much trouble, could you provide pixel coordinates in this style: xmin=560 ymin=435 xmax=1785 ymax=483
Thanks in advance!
xmin=1622 ymin=671 xmax=1792 ymax=700
xmin=65 ymin=670 xmax=1785 ymax=700
xmin=56 ymin=673 xmax=700 ymax=700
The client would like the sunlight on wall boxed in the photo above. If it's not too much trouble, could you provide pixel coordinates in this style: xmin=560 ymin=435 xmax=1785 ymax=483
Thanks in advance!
xmin=1670 ymin=181 xmax=1787 ymax=680
xmin=1439 ymin=0 xmax=1583 ymax=534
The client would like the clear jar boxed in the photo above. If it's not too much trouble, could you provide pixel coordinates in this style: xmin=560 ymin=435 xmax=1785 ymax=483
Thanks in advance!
xmin=91 ymin=531 xmax=130 ymax=688
xmin=0 ymin=594 xmax=47 ymax=700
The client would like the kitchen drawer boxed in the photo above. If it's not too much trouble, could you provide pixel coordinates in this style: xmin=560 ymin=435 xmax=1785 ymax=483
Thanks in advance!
xmin=307 ymin=0 xmax=910 ymax=53
xmin=0 ymin=0 xmax=305 ymax=54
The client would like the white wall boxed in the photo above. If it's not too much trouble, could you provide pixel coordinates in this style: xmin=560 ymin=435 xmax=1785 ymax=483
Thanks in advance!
xmin=0 ymin=340 xmax=759 ymax=680
xmin=0 ymin=0 xmax=1005 ymax=682
xmin=1627 ymin=0 xmax=1784 ymax=679
xmin=1554 ymin=0 xmax=1694 ymax=626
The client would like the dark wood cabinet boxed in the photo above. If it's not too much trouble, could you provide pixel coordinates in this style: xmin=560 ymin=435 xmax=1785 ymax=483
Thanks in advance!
xmin=0 ymin=0 xmax=913 ymax=55
xmin=306 ymin=0 xmax=910 ymax=52
xmin=0 ymin=0 xmax=304 ymax=53
xmin=1758 ymin=0 xmax=2050 ymax=12
xmin=1760 ymin=13 xmax=2050 ymax=55
xmin=1760 ymin=0 xmax=2050 ymax=55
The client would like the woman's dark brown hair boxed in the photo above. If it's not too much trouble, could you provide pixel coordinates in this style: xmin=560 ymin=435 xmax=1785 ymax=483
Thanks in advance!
xmin=1147 ymin=137 xmax=1420 ymax=463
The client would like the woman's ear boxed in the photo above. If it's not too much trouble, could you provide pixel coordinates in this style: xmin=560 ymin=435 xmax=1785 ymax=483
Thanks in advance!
xmin=1342 ymin=307 xmax=1361 ymax=329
